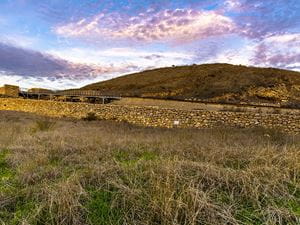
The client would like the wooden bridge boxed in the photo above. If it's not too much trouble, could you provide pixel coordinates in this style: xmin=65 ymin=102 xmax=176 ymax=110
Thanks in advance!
xmin=20 ymin=89 xmax=121 ymax=104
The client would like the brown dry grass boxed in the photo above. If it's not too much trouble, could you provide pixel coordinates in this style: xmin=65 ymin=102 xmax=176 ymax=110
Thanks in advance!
xmin=0 ymin=111 xmax=299 ymax=225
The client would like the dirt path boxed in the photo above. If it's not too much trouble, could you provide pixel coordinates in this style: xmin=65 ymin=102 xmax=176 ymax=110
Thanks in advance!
xmin=111 ymin=97 xmax=300 ymax=115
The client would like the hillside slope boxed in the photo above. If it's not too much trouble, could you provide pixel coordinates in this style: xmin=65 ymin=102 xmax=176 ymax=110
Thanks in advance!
xmin=82 ymin=64 xmax=300 ymax=106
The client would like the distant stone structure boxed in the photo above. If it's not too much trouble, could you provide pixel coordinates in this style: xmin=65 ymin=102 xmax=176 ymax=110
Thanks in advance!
xmin=0 ymin=85 xmax=20 ymax=98
xmin=28 ymin=88 xmax=54 ymax=94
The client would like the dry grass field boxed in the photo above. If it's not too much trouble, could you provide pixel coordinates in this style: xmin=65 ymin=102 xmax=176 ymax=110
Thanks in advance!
xmin=0 ymin=111 xmax=299 ymax=225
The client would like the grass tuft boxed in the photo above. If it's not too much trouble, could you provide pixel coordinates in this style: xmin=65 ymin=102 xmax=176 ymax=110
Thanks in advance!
xmin=31 ymin=119 xmax=56 ymax=132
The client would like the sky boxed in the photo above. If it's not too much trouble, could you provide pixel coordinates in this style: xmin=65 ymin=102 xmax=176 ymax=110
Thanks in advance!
xmin=0 ymin=0 xmax=299 ymax=89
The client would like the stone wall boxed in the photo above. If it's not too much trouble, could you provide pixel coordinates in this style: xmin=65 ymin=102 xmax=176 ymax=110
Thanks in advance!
xmin=0 ymin=87 xmax=4 ymax=96
xmin=0 ymin=98 xmax=299 ymax=133
xmin=0 ymin=85 xmax=19 ymax=97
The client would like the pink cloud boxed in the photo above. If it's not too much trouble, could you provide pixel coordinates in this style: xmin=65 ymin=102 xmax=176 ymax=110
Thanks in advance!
xmin=251 ymin=33 xmax=300 ymax=70
xmin=227 ymin=0 xmax=300 ymax=40
xmin=55 ymin=9 xmax=235 ymax=43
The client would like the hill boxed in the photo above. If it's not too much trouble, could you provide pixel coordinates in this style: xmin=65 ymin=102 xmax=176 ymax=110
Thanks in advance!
xmin=82 ymin=64 xmax=300 ymax=107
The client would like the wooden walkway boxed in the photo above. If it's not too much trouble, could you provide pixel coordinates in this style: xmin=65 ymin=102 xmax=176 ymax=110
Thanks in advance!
xmin=20 ymin=89 xmax=121 ymax=104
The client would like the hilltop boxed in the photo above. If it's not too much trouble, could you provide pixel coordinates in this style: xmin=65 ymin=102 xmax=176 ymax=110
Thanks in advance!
xmin=82 ymin=63 xmax=300 ymax=107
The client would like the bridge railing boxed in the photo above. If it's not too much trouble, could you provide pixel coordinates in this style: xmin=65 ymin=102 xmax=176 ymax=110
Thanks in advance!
xmin=56 ymin=90 xmax=103 ymax=97
xmin=23 ymin=89 xmax=105 ymax=97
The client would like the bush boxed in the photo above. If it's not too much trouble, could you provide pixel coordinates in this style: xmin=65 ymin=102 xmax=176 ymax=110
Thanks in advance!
xmin=83 ymin=112 xmax=98 ymax=121
xmin=32 ymin=119 xmax=56 ymax=132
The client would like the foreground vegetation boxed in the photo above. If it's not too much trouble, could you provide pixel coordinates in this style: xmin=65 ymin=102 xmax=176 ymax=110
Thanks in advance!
xmin=0 ymin=111 xmax=299 ymax=225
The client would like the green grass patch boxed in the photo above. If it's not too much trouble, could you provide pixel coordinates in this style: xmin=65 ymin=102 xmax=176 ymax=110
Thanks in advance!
xmin=86 ymin=189 xmax=123 ymax=225
xmin=0 ymin=149 xmax=40 ymax=225
xmin=234 ymin=195 xmax=300 ymax=224
xmin=0 ymin=149 xmax=16 ymax=193
xmin=114 ymin=149 xmax=158 ymax=167
xmin=285 ymin=182 xmax=300 ymax=216
xmin=235 ymin=207 xmax=263 ymax=225
xmin=287 ymin=200 xmax=300 ymax=216
xmin=275 ymin=197 xmax=300 ymax=217
xmin=212 ymin=191 xmax=264 ymax=224
xmin=234 ymin=198 xmax=263 ymax=225
xmin=213 ymin=191 xmax=232 ymax=205
xmin=5 ymin=200 xmax=39 ymax=225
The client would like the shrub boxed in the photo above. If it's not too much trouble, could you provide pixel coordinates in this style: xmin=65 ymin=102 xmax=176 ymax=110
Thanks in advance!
xmin=83 ymin=112 xmax=98 ymax=121
xmin=32 ymin=119 xmax=55 ymax=132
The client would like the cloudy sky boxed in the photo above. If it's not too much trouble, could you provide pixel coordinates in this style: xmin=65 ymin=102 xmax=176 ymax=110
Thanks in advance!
xmin=0 ymin=0 xmax=299 ymax=89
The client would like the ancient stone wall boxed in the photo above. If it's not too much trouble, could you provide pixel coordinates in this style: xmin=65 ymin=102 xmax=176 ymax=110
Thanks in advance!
xmin=0 ymin=87 xmax=4 ymax=96
xmin=0 ymin=98 xmax=299 ymax=133
xmin=0 ymin=85 xmax=19 ymax=97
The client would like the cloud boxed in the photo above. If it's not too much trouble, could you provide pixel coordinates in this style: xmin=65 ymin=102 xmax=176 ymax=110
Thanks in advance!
xmin=0 ymin=34 xmax=38 ymax=48
xmin=223 ymin=0 xmax=242 ymax=10
xmin=229 ymin=0 xmax=300 ymax=39
xmin=53 ymin=0 xmax=299 ymax=43
xmin=55 ymin=9 xmax=235 ymax=43
xmin=251 ymin=33 xmax=300 ymax=70
xmin=0 ymin=42 xmax=195 ymax=89
xmin=143 ymin=54 xmax=164 ymax=60
xmin=196 ymin=46 xmax=253 ymax=66
xmin=47 ymin=47 xmax=194 ymax=70
xmin=0 ymin=42 xmax=135 ymax=81
xmin=192 ymin=32 xmax=300 ymax=71
xmin=0 ymin=72 xmax=122 ymax=90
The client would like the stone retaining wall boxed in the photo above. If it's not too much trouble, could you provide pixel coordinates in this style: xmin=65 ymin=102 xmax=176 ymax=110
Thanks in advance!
xmin=0 ymin=98 xmax=299 ymax=133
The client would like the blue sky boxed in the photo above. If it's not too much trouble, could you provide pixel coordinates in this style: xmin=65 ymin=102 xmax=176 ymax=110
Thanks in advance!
xmin=0 ymin=0 xmax=299 ymax=89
